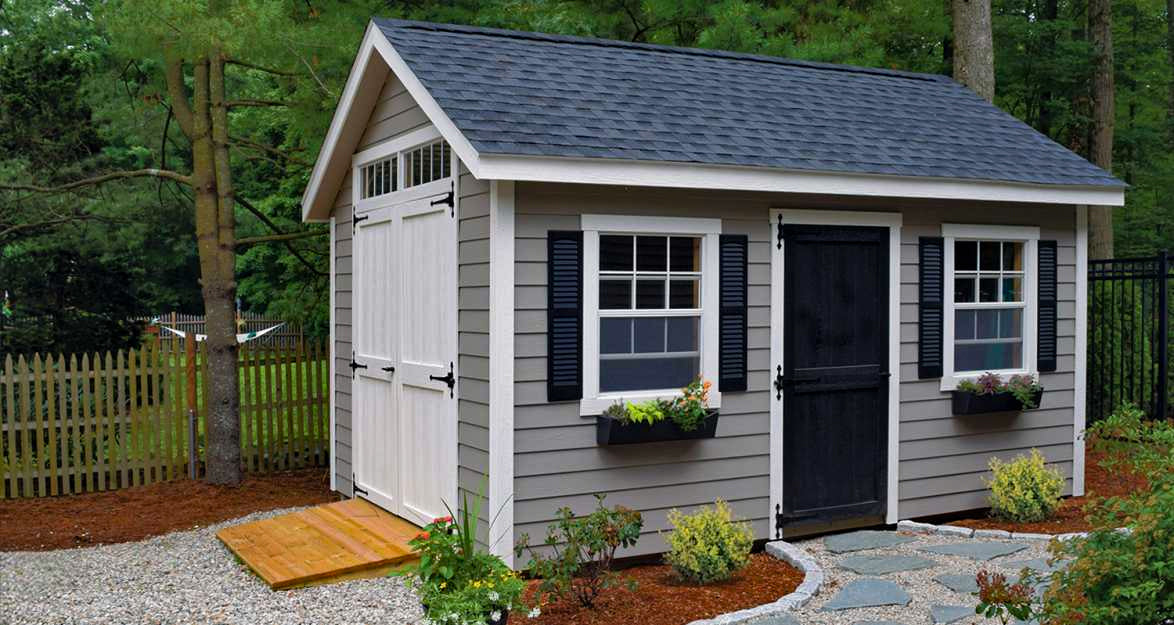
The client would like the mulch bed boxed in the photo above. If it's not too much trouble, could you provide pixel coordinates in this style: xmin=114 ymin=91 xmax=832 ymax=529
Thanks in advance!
xmin=0 ymin=469 xmax=337 ymax=551
xmin=523 ymin=552 xmax=804 ymax=625
xmin=951 ymin=444 xmax=1149 ymax=535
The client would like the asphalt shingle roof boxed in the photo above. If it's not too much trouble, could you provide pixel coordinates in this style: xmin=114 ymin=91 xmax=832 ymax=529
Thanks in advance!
xmin=374 ymin=19 xmax=1123 ymax=188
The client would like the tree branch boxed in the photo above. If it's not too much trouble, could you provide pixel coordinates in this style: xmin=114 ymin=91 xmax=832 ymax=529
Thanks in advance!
xmin=164 ymin=54 xmax=195 ymax=138
xmin=229 ymin=136 xmax=312 ymax=167
xmin=237 ymin=230 xmax=328 ymax=246
xmin=224 ymin=57 xmax=301 ymax=77
xmin=236 ymin=196 xmax=327 ymax=276
xmin=226 ymin=99 xmax=290 ymax=108
xmin=0 ymin=169 xmax=192 ymax=194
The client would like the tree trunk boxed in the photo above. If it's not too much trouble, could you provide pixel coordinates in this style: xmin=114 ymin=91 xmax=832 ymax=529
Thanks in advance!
xmin=1167 ymin=0 xmax=1174 ymax=145
xmin=952 ymin=0 xmax=995 ymax=102
xmin=165 ymin=53 xmax=242 ymax=485
xmin=1038 ymin=0 xmax=1059 ymax=137
xmin=1089 ymin=0 xmax=1115 ymax=259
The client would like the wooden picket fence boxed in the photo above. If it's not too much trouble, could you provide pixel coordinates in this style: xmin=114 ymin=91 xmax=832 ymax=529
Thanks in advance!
xmin=0 ymin=338 xmax=329 ymax=499
xmin=142 ymin=311 xmax=306 ymax=348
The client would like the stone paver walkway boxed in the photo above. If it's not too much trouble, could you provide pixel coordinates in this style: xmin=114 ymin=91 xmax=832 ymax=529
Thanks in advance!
xmin=785 ymin=528 xmax=1064 ymax=625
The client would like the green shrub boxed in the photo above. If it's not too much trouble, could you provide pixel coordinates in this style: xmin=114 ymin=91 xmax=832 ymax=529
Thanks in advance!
xmin=514 ymin=494 xmax=643 ymax=609
xmin=600 ymin=378 xmax=713 ymax=431
xmin=985 ymin=449 xmax=1064 ymax=523
xmin=663 ymin=499 xmax=753 ymax=584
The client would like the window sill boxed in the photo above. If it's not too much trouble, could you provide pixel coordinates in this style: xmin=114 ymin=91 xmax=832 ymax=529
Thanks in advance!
xmin=939 ymin=370 xmax=1038 ymax=392
xmin=579 ymin=390 xmax=722 ymax=417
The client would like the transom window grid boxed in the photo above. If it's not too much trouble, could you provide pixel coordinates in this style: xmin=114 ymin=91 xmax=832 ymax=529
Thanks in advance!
xmin=952 ymin=239 xmax=1026 ymax=373
xmin=360 ymin=156 xmax=397 ymax=200
xmin=356 ymin=139 xmax=452 ymax=203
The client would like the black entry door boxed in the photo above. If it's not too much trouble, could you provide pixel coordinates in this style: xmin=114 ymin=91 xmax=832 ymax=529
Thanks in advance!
xmin=780 ymin=224 xmax=889 ymax=530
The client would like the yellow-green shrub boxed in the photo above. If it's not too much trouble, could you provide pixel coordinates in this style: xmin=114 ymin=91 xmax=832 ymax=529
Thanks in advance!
xmin=663 ymin=500 xmax=753 ymax=584
xmin=985 ymin=449 xmax=1064 ymax=523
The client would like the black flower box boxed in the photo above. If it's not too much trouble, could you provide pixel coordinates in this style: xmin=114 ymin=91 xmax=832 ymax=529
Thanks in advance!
xmin=596 ymin=410 xmax=719 ymax=445
xmin=951 ymin=389 xmax=1044 ymax=415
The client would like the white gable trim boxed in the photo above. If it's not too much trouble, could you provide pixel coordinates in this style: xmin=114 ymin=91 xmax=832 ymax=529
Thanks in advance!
xmin=303 ymin=22 xmax=1125 ymax=222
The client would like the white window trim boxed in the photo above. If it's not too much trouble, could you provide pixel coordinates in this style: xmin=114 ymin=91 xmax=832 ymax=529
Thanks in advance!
xmin=579 ymin=215 xmax=723 ymax=416
xmin=941 ymin=223 xmax=1041 ymax=391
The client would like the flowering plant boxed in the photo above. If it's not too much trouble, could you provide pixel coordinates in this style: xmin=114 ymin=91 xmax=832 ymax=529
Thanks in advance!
xmin=403 ymin=486 xmax=530 ymax=624
xmin=956 ymin=372 xmax=1042 ymax=408
xmin=600 ymin=378 xmax=714 ymax=431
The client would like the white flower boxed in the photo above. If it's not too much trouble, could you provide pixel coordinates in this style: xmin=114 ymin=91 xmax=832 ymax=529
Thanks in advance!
xmin=527 ymin=607 xmax=541 ymax=619
xmin=490 ymin=610 xmax=502 ymax=622
xmin=487 ymin=591 xmax=500 ymax=602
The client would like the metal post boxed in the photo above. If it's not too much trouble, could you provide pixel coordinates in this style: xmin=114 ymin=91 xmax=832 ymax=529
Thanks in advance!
xmin=1158 ymin=250 xmax=1169 ymax=421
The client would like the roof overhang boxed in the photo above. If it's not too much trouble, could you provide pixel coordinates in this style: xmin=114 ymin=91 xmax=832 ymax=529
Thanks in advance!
xmin=301 ymin=22 xmax=1126 ymax=222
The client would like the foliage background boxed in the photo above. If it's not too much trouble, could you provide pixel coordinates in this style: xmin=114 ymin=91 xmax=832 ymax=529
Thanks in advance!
xmin=0 ymin=0 xmax=1168 ymax=351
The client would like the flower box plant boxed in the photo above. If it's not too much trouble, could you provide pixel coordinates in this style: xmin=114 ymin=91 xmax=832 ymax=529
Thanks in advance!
xmin=596 ymin=379 xmax=719 ymax=445
xmin=952 ymin=372 xmax=1043 ymax=415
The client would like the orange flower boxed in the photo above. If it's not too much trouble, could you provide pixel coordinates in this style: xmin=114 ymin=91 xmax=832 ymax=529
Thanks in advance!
xmin=415 ymin=531 xmax=430 ymax=541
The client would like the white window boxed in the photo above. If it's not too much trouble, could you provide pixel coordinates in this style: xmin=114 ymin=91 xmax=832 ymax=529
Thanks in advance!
xmin=942 ymin=224 xmax=1040 ymax=390
xmin=353 ymin=131 xmax=452 ymax=206
xmin=360 ymin=155 xmax=397 ymax=199
xmin=580 ymin=215 xmax=722 ymax=415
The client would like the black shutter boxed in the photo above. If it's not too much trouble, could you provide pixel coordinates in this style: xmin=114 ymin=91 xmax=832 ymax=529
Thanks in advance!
xmin=1038 ymin=240 xmax=1058 ymax=372
xmin=547 ymin=231 xmax=583 ymax=401
xmin=719 ymin=234 xmax=749 ymax=392
xmin=918 ymin=237 xmax=945 ymax=379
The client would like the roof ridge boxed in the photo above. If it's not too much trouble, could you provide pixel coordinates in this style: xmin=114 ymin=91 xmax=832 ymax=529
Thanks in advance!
xmin=373 ymin=18 xmax=947 ymax=83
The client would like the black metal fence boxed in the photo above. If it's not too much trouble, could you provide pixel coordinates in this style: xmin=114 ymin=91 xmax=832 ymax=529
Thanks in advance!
xmin=1088 ymin=253 xmax=1172 ymax=422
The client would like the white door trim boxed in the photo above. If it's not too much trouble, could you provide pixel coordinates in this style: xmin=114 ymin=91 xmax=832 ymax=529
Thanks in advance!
xmin=769 ymin=209 xmax=903 ymax=532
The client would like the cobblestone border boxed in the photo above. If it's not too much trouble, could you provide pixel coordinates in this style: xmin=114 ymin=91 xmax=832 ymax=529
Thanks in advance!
xmin=895 ymin=519 xmax=1093 ymax=542
xmin=684 ymin=540 xmax=825 ymax=625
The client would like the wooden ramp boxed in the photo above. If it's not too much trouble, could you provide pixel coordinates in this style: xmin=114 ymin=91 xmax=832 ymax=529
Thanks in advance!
xmin=217 ymin=498 xmax=420 ymax=590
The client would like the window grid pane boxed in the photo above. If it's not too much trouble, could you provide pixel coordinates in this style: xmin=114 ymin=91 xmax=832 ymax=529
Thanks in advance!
xmin=952 ymin=239 xmax=1026 ymax=372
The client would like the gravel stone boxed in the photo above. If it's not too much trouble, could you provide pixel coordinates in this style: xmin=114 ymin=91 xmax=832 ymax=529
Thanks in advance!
xmin=932 ymin=526 xmax=973 ymax=538
xmin=836 ymin=555 xmax=937 ymax=576
xmin=824 ymin=531 xmax=917 ymax=554
xmin=852 ymin=622 xmax=907 ymax=625
xmin=0 ymin=507 xmax=423 ymax=625
xmin=1010 ymin=532 xmax=1055 ymax=541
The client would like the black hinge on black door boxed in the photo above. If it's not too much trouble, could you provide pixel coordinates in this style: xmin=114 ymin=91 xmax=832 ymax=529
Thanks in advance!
xmin=431 ymin=182 xmax=455 ymax=217
xmin=352 ymin=474 xmax=368 ymax=496
xmin=429 ymin=361 xmax=456 ymax=397
xmin=775 ymin=504 xmax=784 ymax=539
xmin=352 ymin=213 xmax=369 ymax=234
xmin=776 ymin=214 xmax=784 ymax=249
xmin=774 ymin=365 xmax=785 ymax=400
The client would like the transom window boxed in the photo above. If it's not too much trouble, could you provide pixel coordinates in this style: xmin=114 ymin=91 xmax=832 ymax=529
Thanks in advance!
xmin=953 ymin=240 xmax=1024 ymax=372
xmin=598 ymin=235 xmax=702 ymax=393
xmin=580 ymin=215 xmax=722 ymax=416
xmin=360 ymin=156 xmax=397 ymax=199
xmin=405 ymin=139 xmax=451 ymax=187
xmin=941 ymin=223 xmax=1039 ymax=388
xmin=356 ymin=137 xmax=451 ymax=202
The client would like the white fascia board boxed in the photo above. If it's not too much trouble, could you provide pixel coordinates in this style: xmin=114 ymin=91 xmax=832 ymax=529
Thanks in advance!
xmin=302 ymin=23 xmax=387 ymax=223
xmin=476 ymin=153 xmax=1126 ymax=207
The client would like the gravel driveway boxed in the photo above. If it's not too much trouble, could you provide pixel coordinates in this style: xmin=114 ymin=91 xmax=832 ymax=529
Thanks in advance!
xmin=0 ymin=507 xmax=423 ymax=625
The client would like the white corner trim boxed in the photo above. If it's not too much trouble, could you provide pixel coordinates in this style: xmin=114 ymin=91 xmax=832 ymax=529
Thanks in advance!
xmin=1073 ymin=205 xmax=1088 ymax=497
xmin=478 ymin=154 xmax=1126 ymax=207
xmin=488 ymin=180 xmax=516 ymax=566
xmin=940 ymin=223 xmax=1041 ymax=391
xmin=329 ymin=216 xmax=337 ymax=492
xmin=351 ymin=125 xmax=442 ymax=168
xmin=769 ymin=209 xmax=903 ymax=528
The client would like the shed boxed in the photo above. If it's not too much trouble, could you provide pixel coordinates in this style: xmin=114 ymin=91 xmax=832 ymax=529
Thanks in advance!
xmin=301 ymin=19 xmax=1125 ymax=564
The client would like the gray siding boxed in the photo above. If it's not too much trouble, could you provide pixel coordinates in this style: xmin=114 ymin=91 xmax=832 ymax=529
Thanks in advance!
xmin=513 ymin=183 xmax=1078 ymax=556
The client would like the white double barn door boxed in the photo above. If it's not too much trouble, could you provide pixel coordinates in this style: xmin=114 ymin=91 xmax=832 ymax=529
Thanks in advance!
xmin=352 ymin=179 xmax=457 ymax=527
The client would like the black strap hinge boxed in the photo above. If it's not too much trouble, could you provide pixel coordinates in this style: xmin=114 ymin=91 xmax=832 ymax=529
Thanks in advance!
xmin=431 ymin=184 xmax=455 ymax=217
xmin=352 ymin=474 xmax=368 ymax=497
xmin=349 ymin=352 xmax=368 ymax=377
xmin=352 ymin=213 xmax=369 ymax=234
xmin=774 ymin=365 xmax=785 ymax=400
xmin=775 ymin=504 xmax=784 ymax=539
xmin=429 ymin=361 xmax=456 ymax=398
xmin=776 ymin=214 xmax=784 ymax=249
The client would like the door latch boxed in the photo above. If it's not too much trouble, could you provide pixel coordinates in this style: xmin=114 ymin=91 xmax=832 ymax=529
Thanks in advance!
xmin=429 ymin=361 xmax=456 ymax=397
xmin=381 ymin=366 xmax=396 ymax=374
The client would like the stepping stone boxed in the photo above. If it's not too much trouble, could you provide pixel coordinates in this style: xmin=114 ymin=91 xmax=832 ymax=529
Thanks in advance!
xmin=825 ymin=530 xmax=918 ymax=553
xmin=933 ymin=573 xmax=979 ymax=594
xmin=821 ymin=578 xmax=911 ymax=611
xmin=754 ymin=616 xmax=801 ymax=625
xmin=853 ymin=622 xmax=907 ymax=625
xmin=1005 ymin=558 xmax=1065 ymax=573
xmin=838 ymin=554 xmax=938 ymax=575
xmin=919 ymin=542 xmax=1028 ymax=561
xmin=931 ymin=605 xmax=974 ymax=624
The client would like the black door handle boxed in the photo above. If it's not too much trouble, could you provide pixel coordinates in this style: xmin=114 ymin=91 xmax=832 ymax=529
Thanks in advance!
xmin=429 ymin=362 xmax=456 ymax=398
xmin=382 ymin=366 xmax=395 ymax=373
